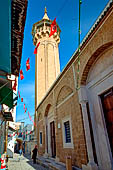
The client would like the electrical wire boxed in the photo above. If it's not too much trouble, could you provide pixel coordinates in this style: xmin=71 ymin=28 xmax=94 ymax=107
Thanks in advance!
xmin=16 ymin=114 xmax=34 ymax=122
xmin=56 ymin=0 xmax=70 ymax=17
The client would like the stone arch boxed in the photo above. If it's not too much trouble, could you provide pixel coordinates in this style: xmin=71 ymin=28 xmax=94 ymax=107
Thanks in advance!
xmin=38 ymin=112 xmax=42 ymax=121
xmin=47 ymin=42 xmax=54 ymax=48
xmin=56 ymin=85 xmax=73 ymax=106
xmin=80 ymin=41 xmax=113 ymax=85
xmin=44 ymin=104 xmax=52 ymax=117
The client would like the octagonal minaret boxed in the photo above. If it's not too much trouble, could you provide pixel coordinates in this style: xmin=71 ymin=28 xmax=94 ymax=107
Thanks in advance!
xmin=32 ymin=7 xmax=61 ymax=109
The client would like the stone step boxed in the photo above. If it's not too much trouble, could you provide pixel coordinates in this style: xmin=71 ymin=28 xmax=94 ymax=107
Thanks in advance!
xmin=36 ymin=157 xmax=66 ymax=170
xmin=36 ymin=157 xmax=81 ymax=170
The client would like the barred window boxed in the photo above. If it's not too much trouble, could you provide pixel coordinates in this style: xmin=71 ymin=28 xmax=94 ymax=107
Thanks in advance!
xmin=40 ymin=132 xmax=42 ymax=144
xmin=64 ymin=121 xmax=71 ymax=143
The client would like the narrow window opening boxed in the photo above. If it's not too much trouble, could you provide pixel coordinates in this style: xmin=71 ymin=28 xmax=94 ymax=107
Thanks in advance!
xmin=40 ymin=132 xmax=42 ymax=144
xmin=64 ymin=121 xmax=71 ymax=143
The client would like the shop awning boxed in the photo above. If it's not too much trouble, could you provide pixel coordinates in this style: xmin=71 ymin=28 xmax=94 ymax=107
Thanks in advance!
xmin=0 ymin=80 xmax=13 ymax=108
xmin=0 ymin=0 xmax=11 ymax=74
xmin=0 ymin=77 xmax=18 ymax=109
xmin=16 ymin=138 xmax=23 ymax=143
xmin=8 ymin=126 xmax=16 ymax=132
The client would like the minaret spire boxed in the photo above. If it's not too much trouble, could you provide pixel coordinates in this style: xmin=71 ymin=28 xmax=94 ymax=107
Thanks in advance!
xmin=43 ymin=6 xmax=49 ymax=20
xmin=45 ymin=6 xmax=47 ymax=14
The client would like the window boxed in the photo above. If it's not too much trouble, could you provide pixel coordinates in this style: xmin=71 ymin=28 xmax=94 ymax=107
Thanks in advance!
xmin=40 ymin=132 xmax=42 ymax=145
xmin=62 ymin=116 xmax=73 ymax=148
xmin=64 ymin=121 xmax=71 ymax=143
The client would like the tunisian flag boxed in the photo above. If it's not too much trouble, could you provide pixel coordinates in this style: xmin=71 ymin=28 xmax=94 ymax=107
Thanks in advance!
xmin=28 ymin=111 xmax=32 ymax=121
xmin=20 ymin=69 xmax=24 ymax=80
xmin=34 ymin=42 xmax=40 ymax=54
xmin=24 ymin=104 xmax=25 ymax=110
xmin=26 ymin=58 xmax=30 ymax=71
xmin=49 ymin=18 xmax=57 ymax=37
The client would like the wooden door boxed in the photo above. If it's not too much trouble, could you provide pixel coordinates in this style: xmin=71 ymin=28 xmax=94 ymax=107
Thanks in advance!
xmin=50 ymin=121 xmax=56 ymax=158
xmin=101 ymin=88 xmax=113 ymax=157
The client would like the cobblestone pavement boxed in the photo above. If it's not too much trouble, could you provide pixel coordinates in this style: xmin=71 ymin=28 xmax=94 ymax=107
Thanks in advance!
xmin=8 ymin=153 xmax=49 ymax=170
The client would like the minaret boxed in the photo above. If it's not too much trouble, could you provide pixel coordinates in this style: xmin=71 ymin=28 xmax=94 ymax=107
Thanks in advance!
xmin=32 ymin=7 xmax=61 ymax=110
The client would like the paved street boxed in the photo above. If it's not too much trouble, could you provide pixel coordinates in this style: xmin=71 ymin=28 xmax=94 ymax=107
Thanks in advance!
xmin=8 ymin=154 xmax=49 ymax=170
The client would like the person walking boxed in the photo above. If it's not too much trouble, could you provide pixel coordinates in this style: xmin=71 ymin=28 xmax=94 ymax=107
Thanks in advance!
xmin=32 ymin=145 xmax=38 ymax=164
xmin=19 ymin=145 xmax=22 ymax=156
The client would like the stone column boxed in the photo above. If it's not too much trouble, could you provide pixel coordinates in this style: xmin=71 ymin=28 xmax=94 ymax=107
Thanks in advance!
xmin=78 ymin=86 xmax=98 ymax=170
xmin=44 ymin=117 xmax=48 ymax=157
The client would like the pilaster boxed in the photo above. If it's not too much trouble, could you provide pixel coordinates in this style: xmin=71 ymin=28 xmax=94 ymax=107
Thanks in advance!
xmin=78 ymin=86 xmax=98 ymax=170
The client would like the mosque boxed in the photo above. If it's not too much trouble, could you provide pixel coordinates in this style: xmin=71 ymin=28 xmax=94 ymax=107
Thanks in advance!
xmin=32 ymin=1 xmax=113 ymax=170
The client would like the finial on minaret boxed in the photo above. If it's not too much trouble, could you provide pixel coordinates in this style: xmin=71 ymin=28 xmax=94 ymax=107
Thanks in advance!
xmin=43 ymin=6 xmax=49 ymax=20
xmin=45 ymin=6 xmax=47 ymax=14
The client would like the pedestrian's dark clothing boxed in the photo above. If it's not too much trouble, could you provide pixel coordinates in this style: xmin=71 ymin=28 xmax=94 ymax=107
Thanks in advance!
xmin=32 ymin=148 xmax=37 ymax=164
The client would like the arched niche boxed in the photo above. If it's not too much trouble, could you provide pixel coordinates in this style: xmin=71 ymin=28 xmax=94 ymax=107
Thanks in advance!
xmin=80 ymin=42 xmax=113 ymax=85
xmin=56 ymin=85 xmax=73 ymax=106
xmin=44 ymin=104 xmax=52 ymax=117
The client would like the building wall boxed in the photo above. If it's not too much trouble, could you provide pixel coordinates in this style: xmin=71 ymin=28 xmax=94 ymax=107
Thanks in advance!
xmin=36 ymin=3 xmax=113 ymax=169
xmin=37 ymin=66 xmax=88 ymax=168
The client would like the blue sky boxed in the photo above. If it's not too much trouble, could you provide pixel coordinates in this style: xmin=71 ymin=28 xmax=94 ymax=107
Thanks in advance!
xmin=16 ymin=0 xmax=109 ymax=124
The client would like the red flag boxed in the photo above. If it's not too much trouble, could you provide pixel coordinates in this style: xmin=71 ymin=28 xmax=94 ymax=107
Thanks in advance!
xmin=26 ymin=58 xmax=30 ymax=71
xmin=31 ymin=119 xmax=36 ymax=127
xmin=34 ymin=122 xmax=36 ymax=127
xmin=20 ymin=69 xmax=24 ymax=80
xmin=28 ymin=112 xmax=32 ymax=121
xmin=49 ymin=18 xmax=57 ymax=37
xmin=1 ymin=159 xmax=6 ymax=169
xmin=24 ymin=108 xmax=27 ymax=113
xmin=34 ymin=42 xmax=40 ymax=54
xmin=18 ymin=91 xmax=21 ymax=98
xmin=21 ymin=98 xmax=23 ymax=102
xmin=24 ymin=104 xmax=25 ymax=110
xmin=12 ymin=78 xmax=17 ymax=91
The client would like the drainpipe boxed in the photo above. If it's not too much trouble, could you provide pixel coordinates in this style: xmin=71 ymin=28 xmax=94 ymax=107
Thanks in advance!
xmin=4 ymin=121 xmax=9 ymax=154
xmin=0 ymin=119 xmax=5 ymax=168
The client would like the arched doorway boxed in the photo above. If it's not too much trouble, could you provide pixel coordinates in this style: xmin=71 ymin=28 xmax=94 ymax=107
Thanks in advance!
xmin=45 ymin=104 xmax=56 ymax=158
xmin=100 ymin=88 xmax=113 ymax=158
xmin=81 ymin=44 xmax=113 ymax=170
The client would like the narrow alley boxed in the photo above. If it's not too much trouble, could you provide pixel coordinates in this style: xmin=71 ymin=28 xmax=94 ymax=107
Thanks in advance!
xmin=1 ymin=1 xmax=113 ymax=170
xmin=8 ymin=154 xmax=48 ymax=170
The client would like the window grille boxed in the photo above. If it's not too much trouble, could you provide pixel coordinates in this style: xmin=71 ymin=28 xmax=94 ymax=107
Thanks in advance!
xmin=64 ymin=121 xmax=71 ymax=143
xmin=40 ymin=132 xmax=42 ymax=144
